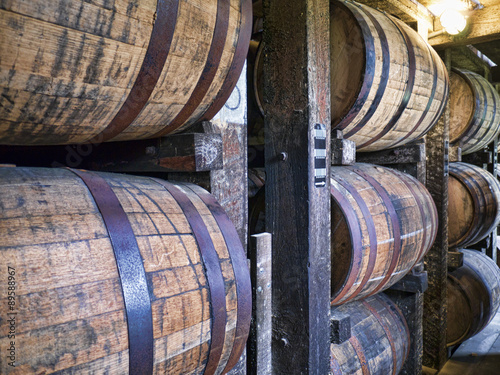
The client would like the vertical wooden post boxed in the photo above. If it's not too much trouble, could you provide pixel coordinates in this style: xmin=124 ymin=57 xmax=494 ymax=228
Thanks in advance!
xmin=487 ymin=138 xmax=498 ymax=263
xmin=263 ymin=0 xmax=331 ymax=373
xmin=422 ymin=49 xmax=451 ymax=371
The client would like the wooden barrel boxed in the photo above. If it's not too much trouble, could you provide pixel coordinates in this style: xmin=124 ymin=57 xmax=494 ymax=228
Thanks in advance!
xmin=447 ymin=249 xmax=500 ymax=346
xmin=448 ymin=162 xmax=500 ymax=248
xmin=450 ymin=68 xmax=500 ymax=154
xmin=0 ymin=0 xmax=252 ymax=145
xmin=0 ymin=167 xmax=251 ymax=374
xmin=331 ymin=0 xmax=449 ymax=152
xmin=331 ymin=164 xmax=437 ymax=305
xmin=330 ymin=293 xmax=410 ymax=375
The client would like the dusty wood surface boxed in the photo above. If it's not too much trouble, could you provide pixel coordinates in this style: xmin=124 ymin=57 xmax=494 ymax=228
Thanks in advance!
xmin=423 ymin=82 xmax=450 ymax=370
xmin=330 ymin=294 xmax=410 ymax=375
xmin=356 ymin=142 xmax=425 ymax=164
xmin=248 ymin=233 xmax=272 ymax=375
xmin=330 ymin=163 xmax=437 ymax=305
xmin=0 ymin=0 xmax=249 ymax=145
xmin=331 ymin=1 xmax=448 ymax=152
xmin=0 ymin=167 xmax=251 ymax=374
xmin=0 ymin=133 xmax=223 ymax=173
xmin=263 ymin=0 xmax=331 ymax=373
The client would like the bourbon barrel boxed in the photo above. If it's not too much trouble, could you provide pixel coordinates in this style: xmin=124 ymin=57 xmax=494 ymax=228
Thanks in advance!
xmin=330 ymin=293 xmax=410 ymax=375
xmin=450 ymin=68 xmax=500 ymax=154
xmin=331 ymin=0 xmax=449 ymax=152
xmin=448 ymin=162 xmax=500 ymax=248
xmin=0 ymin=167 xmax=251 ymax=374
xmin=0 ymin=0 xmax=252 ymax=145
xmin=447 ymin=249 xmax=500 ymax=346
xmin=331 ymin=164 xmax=437 ymax=305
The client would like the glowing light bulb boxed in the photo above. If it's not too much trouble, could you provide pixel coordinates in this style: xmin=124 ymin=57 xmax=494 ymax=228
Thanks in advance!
xmin=440 ymin=8 xmax=467 ymax=35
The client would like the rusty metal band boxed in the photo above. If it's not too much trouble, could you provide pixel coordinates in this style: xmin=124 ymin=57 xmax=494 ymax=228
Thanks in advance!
xmin=330 ymin=356 xmax=343 ymax=375
xmin=182 ymin=183 xmax=252 ymax=374
xmin=358 ymin=16 xmax=417 ymax=149
xmin=382 ymin=296 xmax=411 ymax=359
xmin=151 ymin=179 xmax=226 ymax=375
xmin=463 ymin=71 xmax=495 ymax=152
xmin=349 ymin=167 xmax=402 ymax=297
xmin=335 ymin=1 xmax=376 ymax=131
xmin=420 ymin=54 xmax=450 ymax=137
xmin=349 ymin=336 xmax=370 ymax=375
xmin=362 ymin=300 xmax=397 ymax=375
xmin=68 ymin=169 xmax=154 ymax=375
xmin=384 ymin=168 xmax=430 ymax=262
xmin=334 ymin=175 xmax=378 ymax=302
xmin=92 ymin=0 xmax=180 ymax=143
xmin=449 ymin=164 xmax=485 ymax=246
xmin=330 ymin=182 xmax=364 ymax=305
xmin=344 ymin=5 xmax=391 ymax=138
xmin=391 ymin=41 xmax=439 ymax=148
xmin=462 ymin=72 xmax=489 ymax=148
xmin=152 ymin=0 xmax=231 ymax=138
xmin=201 ymin=0 xmax=253 ymax=122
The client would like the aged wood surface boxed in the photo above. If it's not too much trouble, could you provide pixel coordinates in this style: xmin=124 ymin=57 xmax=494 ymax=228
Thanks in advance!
xmin=449 ymin=69 xmax=500 ymax=154
xmin=423 ymin=85 xmax=450 ymax=370
xmin=330 ymin=293 xmax=410 ymax=375
xmin=248 ymin=233 xmax=272 ymax=375
xmin=264 ymin=0 xmax=331 ymax=373
xmin=448 ymin=162 xmax=500 ymax=249
xmin=356 ymin=142 xmax=425 ymax=165
xmin=447 ymin=249 xmax=500 ymax=347
xmin=331 ymin=0 xmax=448 ymax=152
xmin=0 ymin=167 xmax=251 ymax=374
xmin=330 ymin=163 xmax=437 ymax=305
xmin=0 ymin=0 xmax=250 ymax=145
xmin=331 ymin=131 xmax=356 ymax=166
xmin=0 ymin=133 xmax=223 ymax=173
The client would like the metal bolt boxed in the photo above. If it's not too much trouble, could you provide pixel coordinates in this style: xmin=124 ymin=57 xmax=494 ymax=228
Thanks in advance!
xmin=145 ymin=146 xmax=157 ymax=155
xmin=257 ymin=286 xmax=263 ymax=293
xmin=280 ymin=152 xmax=288 ymax=161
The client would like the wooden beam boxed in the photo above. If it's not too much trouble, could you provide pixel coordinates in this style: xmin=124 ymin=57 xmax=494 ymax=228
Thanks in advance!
xmin=429 ymin=3 xmax=500 ymax=48
xmin=356 ymin=0 xmax=434 ymax=30
xmin=264 ymin=0 xmax=331 ymax=373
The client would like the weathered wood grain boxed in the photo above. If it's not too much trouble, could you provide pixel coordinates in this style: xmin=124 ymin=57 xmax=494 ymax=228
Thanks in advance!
xmin=447 ymin=249 xmax=500 ymax=346
xmin=0 ymin=167 xmax=251 ymax=374
xmin=263 ymin=0 xmax=331 ymax=373
xmin=0 ymin=0 xmax=250 ymax=145
xmin=330 ymin=163 xmax=438 ymax=304
xmin=330 ymin=293 xmax=410 ymax=375
xmin=331 ymin=1 xmax=449 ymax=152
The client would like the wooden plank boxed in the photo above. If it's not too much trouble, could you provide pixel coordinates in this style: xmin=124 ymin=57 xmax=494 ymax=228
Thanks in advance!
xmin=356 ymin=142 xmax=426 ymax=165
xmin=263 ymin=0 xmax=331 ymax=373
xmin=448 ymin=251 xmax=464 ymax=271
xmin=331 ymin=131 xmax=356 ymax=166
xmin=248 ymin=233 xmax=272 ymax=375
xmin=422 ymin=48 xmax=451 ymax=369
xmin=0 ymin=133 xmax=223 ymax=173
xmin=429 ymin=3 xmax=500 ymax=49
xmin=356 ymin=0 xmax=434 ymax=30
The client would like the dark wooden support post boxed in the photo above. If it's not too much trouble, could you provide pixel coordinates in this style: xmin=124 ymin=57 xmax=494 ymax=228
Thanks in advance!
xmin=422 ymin=50 xmax=451 ymax=371
xmin=263 ymin=0 xmax=331 ymax=373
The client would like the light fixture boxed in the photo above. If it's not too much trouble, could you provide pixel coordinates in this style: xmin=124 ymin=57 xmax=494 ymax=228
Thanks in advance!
xmin=428 ymin=0 xmax=473 ymax=36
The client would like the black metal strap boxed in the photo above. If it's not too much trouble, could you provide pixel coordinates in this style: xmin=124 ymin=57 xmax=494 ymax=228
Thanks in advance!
xmin=68 ymin=169 xmax=153 ymax=375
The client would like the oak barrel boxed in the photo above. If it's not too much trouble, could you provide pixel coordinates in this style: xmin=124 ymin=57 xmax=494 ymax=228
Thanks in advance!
xmin=330 ymin=293 xmax=410 ymax=375
xmin=447 ymin=249 xmax=500 ymax=346
xmin=331 ymin=1 xmax=449 ymax=152
xmin=0 ymin=167 xmax=251 ymax=374
xmin=331 ymin=164 xmax=437 ymax=305
xmin=448 ymin=162 xmax=500 ymax=248
xmin=450 ymin=68 xmax=500 ymax=154
xmin=0 ymin=0 xmax=252 ymax=145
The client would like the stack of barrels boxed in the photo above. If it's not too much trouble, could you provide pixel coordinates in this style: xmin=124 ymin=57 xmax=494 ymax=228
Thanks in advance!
xmin=0 ymin=1 xmax=253 ymax=374
xmin=248 ymin=1 xmax=450 ymax=373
